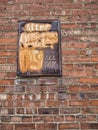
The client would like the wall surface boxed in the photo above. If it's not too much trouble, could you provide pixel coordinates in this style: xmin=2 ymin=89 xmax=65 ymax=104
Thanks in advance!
xmin=0 ymin=0 xmax=98 ymax=130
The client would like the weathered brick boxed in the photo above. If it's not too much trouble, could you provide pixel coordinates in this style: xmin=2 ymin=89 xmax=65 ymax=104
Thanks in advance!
xmin=0 ymin=0 xmax=98 ymax=129
xmin=76 ymin=115 xmax=86 ymax=122
xmin=73 ymin=10 xmax=93 ymax=16
xmin=53 ymin=115 xmax=64 ymax=122
xmin=33 ymin=116 xmax=43 ymax=122
xmin=60 ymin=108 xmax=80 ymax=114
xmin=16 ymin=108 xmax=24 ymax=114
xmin=81 ymin=123 xmax=98 ymax=129
xmin=11 ymin=116 xmax=22 ymax=122
xmin=38 ymin=108 xmax=59 ymax=114
xmin=26 ymin=108 xmax=33 ymax=114
xmin=7 ymin=72 xmax=16 ymax=78
xmin=0 ymin=94 xmax=7 ymax=100
xmin=87 ymin=115 xmax=97 ymax=122
xmin=0 ymin=80 xmax=14 ymax=85
xmin=81 ymin=107 xmax=98 ymax=114
xmin=1 ymin=116 xmax=11 ymax=122
xmin=15 ymin=124 xmax=35 ymax=130
xmin=37 ymin=123 xmax=57 ymax=130
xmin=0 ymin=124 xmax=14 ymax=130
xmin=1 ymin=109 xmax=8 ymax=116
xmin=58 ymin=93 xmax=69 ymax=100
xmin=22 ymin=116 xmax=32 ymax=122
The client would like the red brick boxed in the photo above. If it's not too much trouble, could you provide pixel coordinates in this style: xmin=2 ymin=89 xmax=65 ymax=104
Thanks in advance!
xmin=60 ymin=108 xmax=80 ymax=114
xmin=84 ymin=3 xmax=98 ymax=9
xmin=31 ymin=11 xmax=50 ymax=16
xmin=90 ymin=100 xmax=98 ymax=106
xmin=1 ymin=124 xmax=14 ymax=130
xmin=63 ymin=64 xmax=73 ymax=70
xmin=13 ymin=101 xmax=22 ymax=107
xmin=0 ymin=0 xmax=98 ymax=128
xmin=24 ymin=3 xmax=47 ymax=10
xmin=76 ymin=115 xmax=86 ymax=122
xmin=81 ymin=123 xmax=98 ymax=129
xmin=16 ymin=108 xmax=24 ymax=114
xmin=87 ymin=115 xmax=96 ymax=122
xmin=47 ymin=101 xmax=67 ymax=107
xmin=61 ymin=23 xmax=77 ymax=29
xmin=0 ymin=72 xmax=7 ymax=78
xmin=90 ymin=85 xmax=98 ymax=91
xmin=7 ymin=58 xmax=16 ymax=64
xmin=0 ymin=86 xmax=5 ymax=92
xmin=0 ymin=0 xmax=8 ymax=4
xmin=93 ymin=10 xmax=98 ymax=14
xmin=64 ymin=3 xmax=82 ymax=9
xmin=33 ymin=116 xmax=43 ymax=122
xmin=4 ymin=32 xmax=17 ymax=38
xmin=7 ymin=72 xmax=16 ymax=78
xmin=91 ymin=56 xmax=98 ymax=62
xmin=15 ymin=0 xmax=34 ymax=3
xmin=37 ymin=123 xmax=57 ymax=130
xmin=62 ymin=42 xmax=88 ymax=49
xmin=59 ymin=123 xmax=79 ymax=129
xmin=65 ymin=115 xmax=75 ymax=122
xmin=62 ymin=36 xmax=78 ymax=42
xmin=82 ymin=107 xmax=98 ymax=114
xmin=69 ymin=85 xmax=89 ymax=92
xmin=63 ymin=56 xmax=91 ymax=63
xmin=80 ymin=78 xmax=98 ymax=84
xmin=15 ymin=124 xmax=35 ymax=130
xmin=0 ymin=58 xmax=6 ymax=64
xmin=0 ymin=5 xmax=5 ymax=11
xmin=38 ymin=108 xmax=59 ymax=114
xmin=0 ymin=38 xmax=16 ymax=43
xmin=26 ymin=108 xmax=33 ymax=114
xmin=69 ymin=70 xmax=92 ymax=77
xmin=62 ymin=49 xmax=79 ymax=56
xmin=73 ymin=10 xmax=93 ymax=16
xmin=54 ymin=0 xmax=73 ymax=2
xmin=69 ymin=100 xmax=90 ymax=106
xmin=0 ymin=51 xmax=16 ymax=57
xmin=53 ymin=115 xmax=64 ymax=122
xmin=11 ymin=116 xmax=22 ymax=122
xmin=22 ymin=116 xmax=32 ymax=122
xmin=0 ymin=45 xmax=6 ymax=50
xmin=45 ymin=0 xmax=54 ymax=3
xmin=0 ymin=80 xmax=13 ymax=85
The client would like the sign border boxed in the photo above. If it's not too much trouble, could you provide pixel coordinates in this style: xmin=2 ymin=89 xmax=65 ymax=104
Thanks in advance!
xmin=17 ymin=20 xmax=62 ymax=77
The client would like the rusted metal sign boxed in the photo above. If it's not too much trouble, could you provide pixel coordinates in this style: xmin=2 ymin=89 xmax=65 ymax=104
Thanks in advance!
xmin=17 ymin=20 xmax=62 ymax=76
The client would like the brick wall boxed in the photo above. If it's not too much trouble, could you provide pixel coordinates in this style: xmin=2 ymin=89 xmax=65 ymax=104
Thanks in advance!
xmin=0 ymin=0 xmax=98 ymax=129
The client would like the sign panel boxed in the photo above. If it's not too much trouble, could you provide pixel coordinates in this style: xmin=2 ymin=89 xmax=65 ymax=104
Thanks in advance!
xmin=17 ymin=20 xmax=62 ymax=76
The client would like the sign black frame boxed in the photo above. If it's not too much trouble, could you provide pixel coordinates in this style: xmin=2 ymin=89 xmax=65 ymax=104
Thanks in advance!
xmin=17 ymin=20 xmax=62 ymax=77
